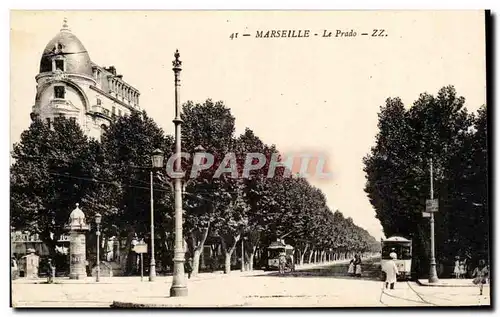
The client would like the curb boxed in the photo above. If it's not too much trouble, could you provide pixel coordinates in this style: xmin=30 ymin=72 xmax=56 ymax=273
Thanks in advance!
xmin=416 ymin=279 xmax=476 ymax=288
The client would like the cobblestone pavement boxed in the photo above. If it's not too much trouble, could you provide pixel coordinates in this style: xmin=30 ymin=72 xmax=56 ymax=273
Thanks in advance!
xmin=11 ymin=258 xmax=490 ymax=308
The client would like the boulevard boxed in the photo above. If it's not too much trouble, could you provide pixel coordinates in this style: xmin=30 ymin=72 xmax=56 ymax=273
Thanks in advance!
xmin=12 ymin=258 xmax=490 ymax=308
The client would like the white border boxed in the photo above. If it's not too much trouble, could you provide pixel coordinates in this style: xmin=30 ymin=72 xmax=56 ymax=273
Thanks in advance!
xmin=2 ymin=1 xmax=498 ymax=316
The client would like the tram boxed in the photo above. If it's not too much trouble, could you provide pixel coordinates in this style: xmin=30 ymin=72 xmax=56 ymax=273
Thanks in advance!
xmin=264 ymin=239 xmax=295 ymax=271
xmin=380 ymin=236 xmax=412 ymax=280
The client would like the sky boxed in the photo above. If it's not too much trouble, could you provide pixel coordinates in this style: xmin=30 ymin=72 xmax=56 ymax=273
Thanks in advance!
xmin=10 ymin=10 xmax=487 ymax=240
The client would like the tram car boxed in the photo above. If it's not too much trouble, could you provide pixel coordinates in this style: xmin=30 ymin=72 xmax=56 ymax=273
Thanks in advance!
xmin=264 ymin=239 xmax=295 ymax=271
xmin=380 ymin=236 xmax=412 ymax=280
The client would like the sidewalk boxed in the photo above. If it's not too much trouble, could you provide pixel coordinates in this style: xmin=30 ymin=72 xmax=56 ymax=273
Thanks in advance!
xmin=12 ymin=270 xmax=255 ymax=285
xmin=417 ymin=278 xmax=486 ymax=287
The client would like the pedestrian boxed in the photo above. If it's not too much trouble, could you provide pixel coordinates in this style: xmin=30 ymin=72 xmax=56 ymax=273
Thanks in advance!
xmin=278 ymin=251 xmax=287 ymax=274
xmin=460 ymin=258 xmax=467 ymax=278
xmin=347 ymin=258 xmax=355 ymax=276
xmin=472 ymin=259 xmax=489 ymax=296
xmin=85 ymin=260 xmax=91 ymax=277
xmin=454 ymin=256 xmax=461 ymax=279
xmin=383 ymin=252 xmax=399 ymax=290
xmin=354 ymin=254 xmax=362 ymax=277
xmin=46 ymin=258 xmax=55 ymax=284
xmin=287 ymin=254 xmax=294 ymax=272
xmin=185 ymin=257 xmax=193 ymax=279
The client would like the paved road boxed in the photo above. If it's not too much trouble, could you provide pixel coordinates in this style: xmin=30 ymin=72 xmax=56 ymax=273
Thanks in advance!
xmin=12 ymin=258 xmax=490 ymax=308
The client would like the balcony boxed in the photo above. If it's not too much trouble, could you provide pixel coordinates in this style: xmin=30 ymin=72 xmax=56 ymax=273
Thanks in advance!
xmin=90 ymin=105 xmax=112 ymax=120
xmin=50 ymin=99 xmax=79 ymax=115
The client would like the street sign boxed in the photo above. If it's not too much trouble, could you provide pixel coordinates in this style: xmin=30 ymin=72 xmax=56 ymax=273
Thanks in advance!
xmin=425 ymin=199 xmax=439 ymax=213
xmin=133 ymin=243 xmax=148 ymax=254
xmin=422 ymin=212 xmax=431 ymax=218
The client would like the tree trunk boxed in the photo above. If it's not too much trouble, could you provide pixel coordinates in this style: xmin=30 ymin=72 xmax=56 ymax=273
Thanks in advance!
xmin=222 ymin=235 xmax=240 ymax=274
xmin=321 ymin=250 xmax=325 ymax=262
xmin=300 ymin=244 xmax=309 ymax=266
xmin=308 ymin=250 xmax=314 ymax=264
xmin=249 ymin=245 xmax=257 ymax=271
xmin=191 ymin=226 xmax=210 ymax=277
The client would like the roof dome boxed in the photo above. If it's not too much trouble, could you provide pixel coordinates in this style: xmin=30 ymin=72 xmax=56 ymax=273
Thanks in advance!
xmin=69 ymin=203 xmax=85 ymax=220
xmin=39 ymin=18 xmax=93 ymax=76
xmin=66 ymin=203 xmax=90 ymax=231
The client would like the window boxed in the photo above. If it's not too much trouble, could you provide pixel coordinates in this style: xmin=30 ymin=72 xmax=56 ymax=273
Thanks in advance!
xmin=55 ymin=60 xmax=64 ymax=71
xmin=54 ymin=86 xmax=65 ymax=99
xmin=382 ymin=243 xmax=412 ymax=260
xmin=46 ymin=118 xmax=51 ymax=128
xmin=97 ymin=98 xmax=102 ymax=106
xmin=102 ymin=109 xmax=110 ymax=116
xmin=112 ymin=106 xmax=116 ymax=117
xmin=118 ymin=109 xmax=122 ymax=117
xmin=100 ymin=124 xmax=107 ymax=138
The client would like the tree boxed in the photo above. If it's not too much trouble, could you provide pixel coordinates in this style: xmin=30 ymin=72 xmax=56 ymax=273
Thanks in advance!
xmin=180 ymin=99 xmax=237 ymax=275
xmin=99 ymin=110 xmax=173 ymax=274
xmin=363 ymin=86 xmax=485 ymax=276
xmin=11 ymin=117 xmax=103 ymax=256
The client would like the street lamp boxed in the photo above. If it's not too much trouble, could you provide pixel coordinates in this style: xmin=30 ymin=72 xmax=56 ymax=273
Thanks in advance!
xmin=95 ymin=213 xmax=102 ymax=283
xmin=428 ymin=157 xmax=439 ymax=283
xmin=170 ymin=49 xmax=188 ymax=297
xmin=149 ymin=148 xmax=164 ymax=282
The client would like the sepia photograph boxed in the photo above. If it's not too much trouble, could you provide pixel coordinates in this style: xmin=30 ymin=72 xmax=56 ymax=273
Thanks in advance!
xmin=9 ymin=9 xmax=490 ymax=308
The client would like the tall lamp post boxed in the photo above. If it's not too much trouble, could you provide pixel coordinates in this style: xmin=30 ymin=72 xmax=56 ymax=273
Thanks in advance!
xmin=428 ymin=158 xmax=439 ymax=283
xmin=95 ymin=213 xmax=102 ymax=283
xmin=149 ymin=148 xmax=164 ymax=282
xmin=170 ymin=49 xmax=188 ymax=297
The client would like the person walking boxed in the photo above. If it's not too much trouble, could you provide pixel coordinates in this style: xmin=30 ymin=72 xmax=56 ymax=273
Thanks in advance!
xmin=460 ymin=258 xmax=467 ymax=278
xmin=354 ymin=254 xmax=362 ymax=277
xmin=472 ymin=259 xmax=489 ymax=296
xmin=278 ymin=251 xmax=287 ymax=274
xmin=454 ymin=256 xmax=461 ymax=279
xmin=383 ymin=252 xmax=399 ymax=290
xmin=347 ymin=258 xmax=355 ymax=276
xmin=46 ymin=258 xmax=55 ymax=284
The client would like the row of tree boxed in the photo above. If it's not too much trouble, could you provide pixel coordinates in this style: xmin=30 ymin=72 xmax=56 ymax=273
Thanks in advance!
xmin=11 ymin=99 xmax=380 ymax=276
xmin=363 ymin=86 xmax=488 ymax=276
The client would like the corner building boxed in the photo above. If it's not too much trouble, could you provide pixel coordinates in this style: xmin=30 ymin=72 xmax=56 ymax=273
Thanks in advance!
xmin=32 ymin=19 xmax=141 ymax=140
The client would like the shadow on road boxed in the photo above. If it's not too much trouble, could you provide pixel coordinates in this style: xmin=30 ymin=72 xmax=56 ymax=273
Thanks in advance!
xmin=247 ymin=259 xmax=383 ymax=282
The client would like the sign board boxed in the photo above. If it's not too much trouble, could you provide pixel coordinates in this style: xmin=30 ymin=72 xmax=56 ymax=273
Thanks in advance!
xmin=133 ymin=243 xmax=148 ymax=254
xmin=425 ymin=199 xmax=439 ymax=213
xmin=422 ymin=212 xmax=431 ymax=218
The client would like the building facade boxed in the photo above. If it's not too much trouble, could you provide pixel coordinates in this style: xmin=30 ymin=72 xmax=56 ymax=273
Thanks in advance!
xmin=31 ymin=18 xmax=140 ymax=140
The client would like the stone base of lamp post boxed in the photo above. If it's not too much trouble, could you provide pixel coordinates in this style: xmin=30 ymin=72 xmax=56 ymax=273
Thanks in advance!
xmin=170 ymin=257 xmax=188 ymax=297
xmin=428 ymin=262 xmax=439 ymax=283
xmin=149 ymin=261 xmax=156 ymax=282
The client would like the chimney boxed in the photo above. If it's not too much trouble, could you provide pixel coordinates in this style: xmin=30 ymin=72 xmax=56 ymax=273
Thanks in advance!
xmin=105 ymin=66 xmax=117 ymax=75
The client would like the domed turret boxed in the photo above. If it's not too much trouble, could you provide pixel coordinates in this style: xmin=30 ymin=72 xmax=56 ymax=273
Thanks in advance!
xmin=66 ymin=203 xmax=90 ymax=231
xmin=39 ymin=18 xmax=93 ymax=77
